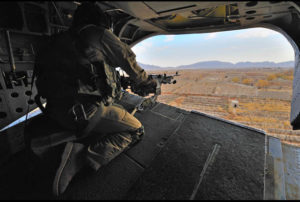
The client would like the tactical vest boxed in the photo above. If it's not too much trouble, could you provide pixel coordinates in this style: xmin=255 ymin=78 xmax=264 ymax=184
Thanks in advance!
xmin=35 ymin=26 xmax=122 ymax=113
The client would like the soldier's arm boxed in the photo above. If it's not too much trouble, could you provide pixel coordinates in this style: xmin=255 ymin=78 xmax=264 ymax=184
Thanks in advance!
xmin=78 ymin=26 xmax=150 ymax=85
xmin=99 ymin=29 xmax=149 ymax=85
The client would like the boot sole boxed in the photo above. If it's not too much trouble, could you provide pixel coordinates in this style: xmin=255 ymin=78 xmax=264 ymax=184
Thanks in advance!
xmin=52 ymin=142 xmax=74 ymax=196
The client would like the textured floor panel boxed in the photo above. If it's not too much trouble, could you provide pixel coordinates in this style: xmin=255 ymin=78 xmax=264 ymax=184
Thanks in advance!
xmin=0 ymin=146 xmax=145 ymax=200
xmin=0 ymin=145 xmax=65 ymax=200
xmin=151 ymin=102 xmax=189 ymax=121
xmin=60 ymin=153 xmax=144 ymax=200
xmin=126 ymin=112 xmax=265 ymax=200
xmin=0 ymin=99 xmax=266 ymax=200
xmin=125 ymin=110 xmax=181 ymax=168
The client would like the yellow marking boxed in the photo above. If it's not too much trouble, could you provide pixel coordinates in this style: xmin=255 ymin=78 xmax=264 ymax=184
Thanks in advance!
xmin=169 ymin=14 xmax=187 ymax=23
xmin=158 ymin=5 xmax=231 ymax=26
xmin=210 ymin=5 xmax=226 ymax=18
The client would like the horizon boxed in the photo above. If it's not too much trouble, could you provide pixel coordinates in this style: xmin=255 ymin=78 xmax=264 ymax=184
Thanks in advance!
xmin=132 ymin=27 xmax=295 ymax=68
xmin=137 ymin=59 xmax=295 ymax=68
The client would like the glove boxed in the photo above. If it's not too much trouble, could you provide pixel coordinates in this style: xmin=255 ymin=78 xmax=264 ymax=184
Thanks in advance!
xmin=132 ymin=77 xmax=157 ymax=97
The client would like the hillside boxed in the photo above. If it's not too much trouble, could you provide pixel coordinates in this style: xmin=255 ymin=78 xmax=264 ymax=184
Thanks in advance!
xmin=138 ymin=60 xmax=295 ymax=70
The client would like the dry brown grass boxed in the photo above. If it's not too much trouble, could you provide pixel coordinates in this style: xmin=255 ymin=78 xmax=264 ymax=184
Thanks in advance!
xmin=267 ymin=70 xmax=294 ymax=81
xmin=240 ymin=100 xmax=290 ymax=112
xmin=169 ymin=96 xmax=186 ymax=106
xmin=267 ymin=74 xmax=277 ymax=81
xmin=151 ymin=68 xmax=297 ymax=144
xmin=232 ymin=77 xmax=240 ymax=83
xmin=255 ymin=79 xmax=269 ymax=88
xmin=242 ymin=78 xmax=253 ymax=85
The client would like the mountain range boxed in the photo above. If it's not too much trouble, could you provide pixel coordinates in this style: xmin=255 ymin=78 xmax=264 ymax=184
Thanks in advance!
xmin=138 ymin=60 xmax=295 ymax=70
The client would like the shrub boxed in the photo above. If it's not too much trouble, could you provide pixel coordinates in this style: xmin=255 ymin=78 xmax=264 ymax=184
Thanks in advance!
xmin=279 ymin=75 xmax=293 ymax=81
xmin=242 ymin=78 xmax=253 ymax=85
xmin=232 ymin=77 xmax=240 ymax=83
xmin=276 ymin=70 xmax=294 ymax=80
xmin=267 ymin=74 xmax=277 ymax=81
xmin=283 ymin=121 xmax=291 ymax=129
xmin=255 ymin=79 xmax=269 ymax=88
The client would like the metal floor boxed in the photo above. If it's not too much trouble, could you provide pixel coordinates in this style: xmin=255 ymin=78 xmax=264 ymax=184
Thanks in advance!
xmin=0 ymin=92 xmax=268 ymax=200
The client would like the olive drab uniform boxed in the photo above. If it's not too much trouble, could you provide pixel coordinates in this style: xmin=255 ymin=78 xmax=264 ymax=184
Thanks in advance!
xmin=35 ymin=24 xmax=149 ymax=170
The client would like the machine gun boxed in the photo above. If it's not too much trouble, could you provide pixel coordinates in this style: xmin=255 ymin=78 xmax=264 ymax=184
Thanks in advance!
xmin=120 ymin=71 xmax=180 ymax=114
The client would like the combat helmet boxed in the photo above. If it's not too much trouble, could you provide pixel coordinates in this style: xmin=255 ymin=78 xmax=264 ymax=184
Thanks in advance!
xmin=71 ymin=2 xmax=111 ymax=29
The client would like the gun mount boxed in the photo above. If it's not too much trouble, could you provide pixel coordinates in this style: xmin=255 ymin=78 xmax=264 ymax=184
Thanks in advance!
xmin=120 ymin=71 xmax=180 ymax=114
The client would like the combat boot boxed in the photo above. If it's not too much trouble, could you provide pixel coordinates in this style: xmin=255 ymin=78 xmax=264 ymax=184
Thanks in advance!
xmin=86 ymin=132 xmax=132 ymax=171
xmin=86 ymin=126 xmax=145 ymax=171
xmin=52 ymin=142 xmax=86 ymax=196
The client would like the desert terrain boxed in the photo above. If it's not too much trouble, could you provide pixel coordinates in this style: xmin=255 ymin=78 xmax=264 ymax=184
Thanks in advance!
xmin=147 ymin=68 xmax=299 ymax=146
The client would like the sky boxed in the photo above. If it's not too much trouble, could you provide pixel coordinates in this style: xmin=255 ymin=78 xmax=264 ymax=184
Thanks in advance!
xmin=132 ymin=27 xmax=295 ymax=68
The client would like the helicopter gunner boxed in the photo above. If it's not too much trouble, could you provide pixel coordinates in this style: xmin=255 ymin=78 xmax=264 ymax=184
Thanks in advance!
xmin=35 ymin=2 xmax=157 ymax=196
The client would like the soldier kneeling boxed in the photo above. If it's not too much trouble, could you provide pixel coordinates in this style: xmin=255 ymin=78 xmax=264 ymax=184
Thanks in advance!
xmin=34 ymin=2 xmax=157 ymax=196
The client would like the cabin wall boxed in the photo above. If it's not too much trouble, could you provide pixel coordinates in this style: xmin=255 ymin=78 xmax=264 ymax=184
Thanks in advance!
xmin=0 ymin=2 xmax=75 ymax=130
xmin=0 ymin=2 xmax=74 ymax=165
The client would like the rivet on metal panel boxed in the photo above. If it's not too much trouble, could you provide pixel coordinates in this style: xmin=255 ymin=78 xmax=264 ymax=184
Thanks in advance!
xmin=0 ymin=112 xmax=7 ymax=119
xmin=25 ymin=90 xmax=32 ymax=96
xmin=16 ymin=108 xmax=23 ymax=113
xmin=11 ymin=92 xmax=19 ymax=98
xmin=246 ymin=1 xmax=258 ymax=7
xmin=246 ymin=10 xmax=256 ymax=14
xmin=27 ymin=100 xmax=34 ymax=105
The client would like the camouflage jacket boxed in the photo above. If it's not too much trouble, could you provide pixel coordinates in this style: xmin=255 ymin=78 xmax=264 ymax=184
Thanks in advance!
xmin=35 ymin=24 xmax=149 ymax=129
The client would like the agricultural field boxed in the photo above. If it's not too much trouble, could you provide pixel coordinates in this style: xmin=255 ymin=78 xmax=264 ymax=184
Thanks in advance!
xmin=148 ymin=68 xmax=300 ymax=146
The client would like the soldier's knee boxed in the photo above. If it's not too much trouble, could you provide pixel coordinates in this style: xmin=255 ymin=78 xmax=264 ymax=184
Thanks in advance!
xmin=123 ymin=110 xmax=142 ymax=130
xmin=103 ymin=105 xmax=142 ymax=130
